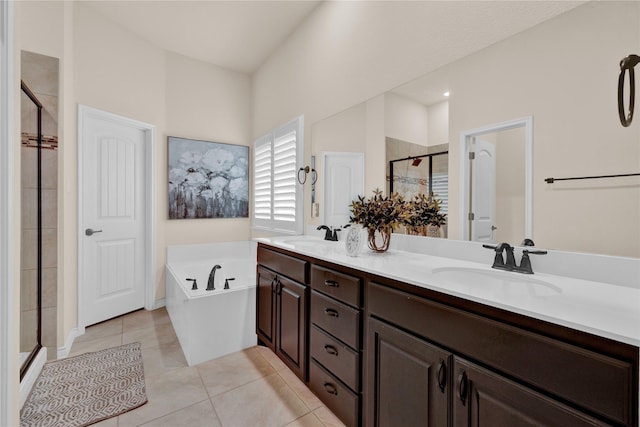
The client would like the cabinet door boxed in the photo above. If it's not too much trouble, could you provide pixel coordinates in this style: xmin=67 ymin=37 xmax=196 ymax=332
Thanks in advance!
xmin=366 ymin=317 xmax=449 ymax=427
xmin=256 ymin=267 xmax=276 ymax=351
xmin=453 ymin=358 xmax=609 ymax=427
xmin=276 ymin=275 xmax=308 ymax=380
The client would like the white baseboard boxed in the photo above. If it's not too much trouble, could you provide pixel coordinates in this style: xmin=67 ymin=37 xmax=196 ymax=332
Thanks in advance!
xmin=152 ymin=298 xmax=166 ymax=310
xmin=57 ymin=327 xmax=81 ymax=359
xmin=19 ymin=347 xmax=47 ymax=409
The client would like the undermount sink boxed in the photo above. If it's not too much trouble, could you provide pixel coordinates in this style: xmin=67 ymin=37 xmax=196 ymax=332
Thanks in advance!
xmin=431 ymin=267 xmax=562 ymax=297
xmin=275 ymin=236 xmax=332 ymax=248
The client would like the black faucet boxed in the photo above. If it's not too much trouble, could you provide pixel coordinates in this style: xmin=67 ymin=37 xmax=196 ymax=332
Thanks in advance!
xmin=483 ymin=242 xmax=547 ymax=274
xmin=207 ymin=264 xmax=222 ymax=290
xmin=483 ymin=242 xmax=516 ymax=271
xmin=186 ymin=278 xmax=198 ymax=290
xmin=317 ymin=225 xmax=339 ymax=241
xmin=224 ymin=277 xmax=235 ymax=290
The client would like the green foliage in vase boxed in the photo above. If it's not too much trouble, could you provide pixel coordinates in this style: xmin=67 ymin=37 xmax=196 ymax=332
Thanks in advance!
xmin=349 ymin=189 xmax=406 ymax=232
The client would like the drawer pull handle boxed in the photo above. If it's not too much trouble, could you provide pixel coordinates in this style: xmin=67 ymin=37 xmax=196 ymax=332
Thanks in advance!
xmin=324 ymin=345 xmax=339 ymax=356
xmin=323 ymin=382 xmax=338 ymax=395
xmin=437 ymin=361 xmax=447 ymax=393
xmin=324 ymin=279 xmax=339 ymax=287
xmin=324 ymin=308 xmax=339 ymax=317
xmin=458 ymin=371 xmax=468 ymax=405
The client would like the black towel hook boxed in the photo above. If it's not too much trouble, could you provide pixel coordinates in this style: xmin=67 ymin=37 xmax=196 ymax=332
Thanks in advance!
xmin=618 ymin=54 xmax=640 ymax=127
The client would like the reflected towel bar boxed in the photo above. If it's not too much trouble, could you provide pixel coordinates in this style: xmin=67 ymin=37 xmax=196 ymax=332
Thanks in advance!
xmin=544 ymin=173 xmax=640 ymax=184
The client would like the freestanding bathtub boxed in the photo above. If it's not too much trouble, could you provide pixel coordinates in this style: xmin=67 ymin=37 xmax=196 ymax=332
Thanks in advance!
xmin=165 ymin=241 xmax=257 ymax=366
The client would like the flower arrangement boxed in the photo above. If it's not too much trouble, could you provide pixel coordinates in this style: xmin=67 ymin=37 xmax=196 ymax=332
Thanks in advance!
xmin=403 ymin=193 xmax=447 ymax=236
xmin=349 ymin=189 xmax=406 ymax=252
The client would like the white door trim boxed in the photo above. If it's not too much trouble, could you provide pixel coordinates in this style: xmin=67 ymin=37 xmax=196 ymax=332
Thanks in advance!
xmin=0 ymin=0 xmax=16 ymax=424
xmin=459 ymin=116 xmax=533 ymax=242
xmin=77 ymin=105 xmax=156 ymax=333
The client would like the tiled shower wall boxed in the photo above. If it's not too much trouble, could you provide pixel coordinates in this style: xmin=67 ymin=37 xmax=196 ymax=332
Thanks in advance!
xmin=20 ymin=51 xmax=58 ymax=360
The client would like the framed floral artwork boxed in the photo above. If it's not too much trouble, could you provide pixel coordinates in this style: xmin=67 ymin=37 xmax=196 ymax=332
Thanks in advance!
xmin=168 ymin=136 xmax=249 ymax=219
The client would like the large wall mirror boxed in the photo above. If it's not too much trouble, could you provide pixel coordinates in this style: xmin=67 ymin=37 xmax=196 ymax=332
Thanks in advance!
xmin=309 ymin=1 xmax=640 ymax=258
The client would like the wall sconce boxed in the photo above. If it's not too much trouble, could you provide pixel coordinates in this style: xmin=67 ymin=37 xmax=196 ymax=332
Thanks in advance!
xmin=297 ymin=165 xmax=317 ymax=185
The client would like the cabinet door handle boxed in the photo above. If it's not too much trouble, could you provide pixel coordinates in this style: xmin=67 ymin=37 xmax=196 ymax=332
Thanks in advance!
xmin=324 ymin=344 xmax=339 ymax=356
xmin=324 ymin=279 xmax=339 ymax=287
xmin=324 ymin=308 xmax=339 ymax=317
xmin=437 ymin=360 xmax=447 ymax=393
xmin=458 ymin=371 xmax=468 ymax=405
xmin=323 ymin=382 xmax=338 ymax=395
xmin=271 ymin=278 xmax=277 ymax=294
xmin=276 ymin=280 xmax=282 ymax=295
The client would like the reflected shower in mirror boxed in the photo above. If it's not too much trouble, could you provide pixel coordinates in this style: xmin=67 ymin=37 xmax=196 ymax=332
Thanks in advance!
xmin=386 ymin=138 xmax=449 ymax=238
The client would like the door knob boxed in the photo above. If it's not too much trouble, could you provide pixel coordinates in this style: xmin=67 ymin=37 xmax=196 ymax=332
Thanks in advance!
xmin=85 ymin=228 xmax=103 ymax=236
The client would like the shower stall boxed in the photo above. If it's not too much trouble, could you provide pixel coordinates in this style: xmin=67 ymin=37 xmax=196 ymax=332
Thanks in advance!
xmin=20 ymin=51 xmax=59 ymax=382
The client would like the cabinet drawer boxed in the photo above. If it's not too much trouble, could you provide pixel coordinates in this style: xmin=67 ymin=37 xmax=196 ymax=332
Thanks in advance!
xmin=257 ymin=246 xmax=308 ymax=284
xmin=310 ymin=324 xmax=359 ymax=391
xmin=311 ymin=264 xmax=361 ymax=307
xmin=309 ymin=360 xmax=359 ymax=427
xmin=368 ymin=282 xmax=635 ymax=426
xmin=311 ymin=290 xmax=360 ymax=349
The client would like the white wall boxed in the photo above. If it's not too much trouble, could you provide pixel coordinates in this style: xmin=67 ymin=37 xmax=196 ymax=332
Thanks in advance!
xmin=258 ymin=1 xmax=640 ymax=258
xmin=447 ymin=1 xmax=640 ymax=256
xmin=384 ymin=92 xmax=428 ymax=146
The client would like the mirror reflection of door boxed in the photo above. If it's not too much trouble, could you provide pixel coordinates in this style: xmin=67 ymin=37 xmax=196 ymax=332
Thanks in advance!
xmin=470 ymin=138 xmax=496 ymax=242
xmin=468 ymin=126 xmax=526 ymax=244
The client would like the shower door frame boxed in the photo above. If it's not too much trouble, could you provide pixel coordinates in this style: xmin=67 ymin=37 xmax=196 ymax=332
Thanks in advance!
xmin=19 ymin=80 xmax=43 ymax=381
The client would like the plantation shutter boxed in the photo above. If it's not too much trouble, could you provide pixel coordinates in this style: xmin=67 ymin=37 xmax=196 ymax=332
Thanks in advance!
xmin=253 ymin=134 xmax=272 ymax=221
xmin=252 ymin=116 xmax=303 ymax=234
xmin=431 ymin=172 xmax=448 ymax=214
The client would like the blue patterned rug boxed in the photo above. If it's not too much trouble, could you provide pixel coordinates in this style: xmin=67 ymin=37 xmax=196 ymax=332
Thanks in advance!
xmin=21 ymin=342 xmax=147 ymax=427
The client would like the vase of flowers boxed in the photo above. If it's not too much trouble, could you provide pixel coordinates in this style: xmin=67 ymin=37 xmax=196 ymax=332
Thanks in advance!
xmin=349 ymin=189 xmax=405 ymax=252
xmin=403 ymin=193 xmax=447 ymax=237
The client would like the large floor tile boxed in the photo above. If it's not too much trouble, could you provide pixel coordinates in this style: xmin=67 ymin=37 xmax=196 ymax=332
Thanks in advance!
xmin=255 ymin=344 xmax=289 ymax=372
xmin=118 ymin=366 xmax=209 ymax=426
xmin=197 ymin=346 xmax=275 ymax=398
xmin=140 ymin=339 xmax=188 ymax=377
xmin=312 ymin=406 xmax=346 ymax=427
xmin=68 ymin=333 xmax=122 ymax=357
xmin=123 ymin=307 xmax=172 ymax=333
xmin=139 ymin=400 xmax=222 ymax=427
xmin=277 ymin=366 xmax=323 ymax=411
xmin=212 ymin=373 xmax=309 ymax=427
xmin=122 ymin=322 xmax=179 ymax=350
xmin=285 ymin=412 xmax=326 ymax=427
xmin=74 ymin=316 xmax=123 ymax=344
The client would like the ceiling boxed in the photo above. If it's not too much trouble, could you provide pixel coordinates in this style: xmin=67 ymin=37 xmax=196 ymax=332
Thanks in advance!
xmin=83 ymin=0 xmax=322 ymax=75
xmin=84 ymin=1 xmax=583 ymax=78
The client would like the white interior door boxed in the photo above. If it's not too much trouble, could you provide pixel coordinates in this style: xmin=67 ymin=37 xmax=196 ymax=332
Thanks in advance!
xmin=471 ymin=138 xmax=496 ymax=243
xmin=323 ymin=152 xmax=364 ymax=227
xmin=79 ymin=107 xmax=148 ymax=326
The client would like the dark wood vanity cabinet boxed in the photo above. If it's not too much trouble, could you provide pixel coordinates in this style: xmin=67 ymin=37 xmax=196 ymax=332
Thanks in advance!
xmin=308 ymin=264 xmax=363 ymax=427
xmin=256 ymin=243 xmax=638 ymax=427
xmin=366 ymin=281 xmax=638 ymax=427
xmin=256 ymin=247 xmax=309 ymax=381
xmin=366 ymin=317 xmax=449 ymax=426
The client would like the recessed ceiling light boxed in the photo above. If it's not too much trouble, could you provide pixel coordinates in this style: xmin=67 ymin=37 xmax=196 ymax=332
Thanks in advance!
xmin=443 ymin=91 xmax=450 ymax=97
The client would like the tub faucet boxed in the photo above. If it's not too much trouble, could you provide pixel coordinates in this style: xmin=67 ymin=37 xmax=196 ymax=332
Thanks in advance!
xmin=207 ymin=264 xmax=222 ymax=291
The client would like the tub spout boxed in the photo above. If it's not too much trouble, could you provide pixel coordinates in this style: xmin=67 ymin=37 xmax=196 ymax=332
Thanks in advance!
xmin=207 ymin=265 xmax=222 ymax=291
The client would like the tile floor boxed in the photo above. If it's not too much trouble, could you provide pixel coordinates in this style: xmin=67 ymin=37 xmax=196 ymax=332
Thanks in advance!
xmin=68 ymin=307 xmax=345 ymax=427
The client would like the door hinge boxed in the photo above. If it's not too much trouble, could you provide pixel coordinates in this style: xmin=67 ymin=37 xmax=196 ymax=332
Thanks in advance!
xmin=468 ymin=212 xmax=475 ymax=221
xmin=469 ymin=151 xmax=475 ymax=160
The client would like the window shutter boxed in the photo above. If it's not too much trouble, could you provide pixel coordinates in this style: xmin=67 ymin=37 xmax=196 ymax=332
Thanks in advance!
xmin=252 ymin=116 xmax=303 ymax=234
xmin=253 ymin=134 xmax=272 ymax=221
xmin=431 ymin=172 xmax=449 ymax=214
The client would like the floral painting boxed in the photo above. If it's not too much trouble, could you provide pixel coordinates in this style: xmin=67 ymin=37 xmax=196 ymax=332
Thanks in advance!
xmin=168 ymin=137 xmax=249 ymax=219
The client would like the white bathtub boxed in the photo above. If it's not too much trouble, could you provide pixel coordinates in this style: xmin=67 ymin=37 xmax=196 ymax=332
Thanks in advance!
xmin=165 ymin=241 xmax=257 ymax=366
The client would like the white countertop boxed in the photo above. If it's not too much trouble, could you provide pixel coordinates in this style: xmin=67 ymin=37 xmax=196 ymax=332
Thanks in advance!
xmin=256 ymin=235 xmax=640 ymax=347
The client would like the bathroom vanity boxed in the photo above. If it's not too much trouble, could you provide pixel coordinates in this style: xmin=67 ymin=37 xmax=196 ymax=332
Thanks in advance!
xmin=255 ymin=236 xmax=639 ymax=427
